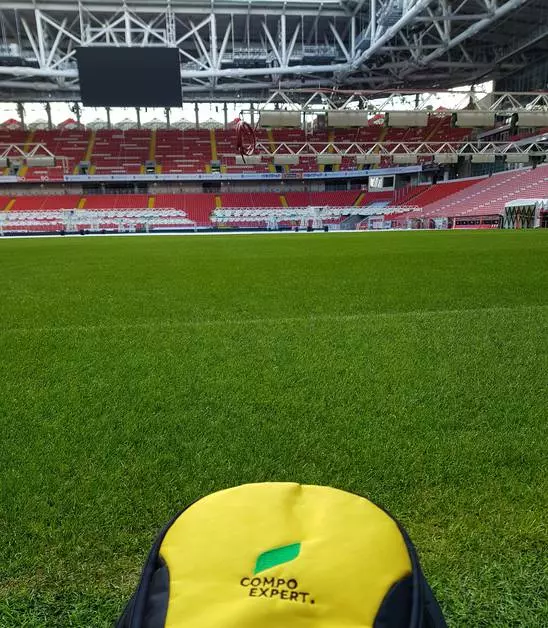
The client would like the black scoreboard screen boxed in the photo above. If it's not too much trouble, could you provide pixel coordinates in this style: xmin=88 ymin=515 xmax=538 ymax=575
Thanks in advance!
xmin=76 ymin=47 xmax=182 ymax=107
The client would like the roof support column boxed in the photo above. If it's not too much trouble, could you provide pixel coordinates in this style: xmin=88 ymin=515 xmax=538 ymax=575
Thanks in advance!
xmin=45 ymin=101 xmax=52 ymax=129
xmin=17 ymin=102 xmax=25 ymax=129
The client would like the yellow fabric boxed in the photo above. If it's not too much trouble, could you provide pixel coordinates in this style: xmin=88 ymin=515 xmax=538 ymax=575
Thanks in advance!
xmin=161 ymin=483 xmax=411 ymax=628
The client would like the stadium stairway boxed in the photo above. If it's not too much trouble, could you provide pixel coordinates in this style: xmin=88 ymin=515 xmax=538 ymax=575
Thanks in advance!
xmin=2 ymin=197 xmax=14 ymax=211
xmin=143 ymin=129 xmax=157 ymax=173
xmin=23 ymin=129 xmax=35 ymax=152
xmin=17 ymin=163 xmax=29 ymax=178
xmin=339 ymin=215 xmax=364 ymax=229
xmin=83 ymin=130 xmax=96 ymax=166
xmin=266 ymin=129 xmax=277 ymax=172
xmin=210 ymin=129 xmax=218 ymax=162
xmin=149 ymin=129 xmax=157 ymax=161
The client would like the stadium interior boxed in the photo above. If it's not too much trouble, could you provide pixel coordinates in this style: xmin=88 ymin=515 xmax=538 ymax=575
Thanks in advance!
xmin=1 ymin=2 xmax=548 ymax=626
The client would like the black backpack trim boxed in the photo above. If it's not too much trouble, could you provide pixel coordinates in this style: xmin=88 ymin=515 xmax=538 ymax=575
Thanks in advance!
xmin=117 ymin=508 xmax=186 ymax=628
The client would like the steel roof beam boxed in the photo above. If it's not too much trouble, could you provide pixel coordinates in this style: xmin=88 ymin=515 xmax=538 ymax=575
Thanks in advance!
xmin=350 ymin=0 xmax=434 ymax=70
xmin=0 ymin=0 xmax=545 ymax=102
xmin=0 ymin=2 xmax=347 ymax=17
xmin=417 ymin=0 xmax=530 ymax=67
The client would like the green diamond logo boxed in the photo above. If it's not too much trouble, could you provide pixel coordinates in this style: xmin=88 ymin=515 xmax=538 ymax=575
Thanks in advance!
xmin=254 ymin=543 xmax=301 ymax=574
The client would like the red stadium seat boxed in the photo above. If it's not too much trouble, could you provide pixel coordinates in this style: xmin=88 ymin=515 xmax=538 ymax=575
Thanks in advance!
xmin=394 ymin=179 xmax=480 ymax=208
xmin=285 ymin=191 xmax=360 ymax=207
xmin=83 ymin=194 xmax=149 ymax=210
xmin=10 ymin=195 xmax=81 ymax=211
xmin=155 ymin=193 xmax=217 ymax=225
xmin=220 ymin=193 xmax=281 ymax=207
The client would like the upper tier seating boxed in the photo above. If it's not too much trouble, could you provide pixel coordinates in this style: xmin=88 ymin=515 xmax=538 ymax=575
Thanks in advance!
xmin=155 ymin=129 xmax=211 ymax=173
xmin=0 ymin=116 xmax=477 ymax=176
xmin=92 ymin=130 xmax=150 ymax=174
xmin=334 ymin=127 xmax=382 ymax=143
xmin=0 ymin=128 xmax=27 ymax=146
xmin=426 ymin=116 xmax=470 ymax=144
xmin=33 ymin=129 xmax=90 ymax=173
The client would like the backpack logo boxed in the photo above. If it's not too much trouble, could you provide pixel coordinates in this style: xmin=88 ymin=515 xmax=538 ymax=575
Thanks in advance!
xmin=240 ymin=542 xmax=316 ymax=605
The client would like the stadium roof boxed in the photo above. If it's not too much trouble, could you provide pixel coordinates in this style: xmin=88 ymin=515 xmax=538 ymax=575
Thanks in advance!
xmin=0 ymin=0 xmax=547 ymax=102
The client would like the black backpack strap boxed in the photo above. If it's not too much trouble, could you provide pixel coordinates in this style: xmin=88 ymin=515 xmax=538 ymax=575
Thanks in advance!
xmin=397 ymin=526 xmax=424 ymax=628
xmin=422 ymin=579 xmax=447 ymax=628
xmin=116 ymin=539 xmax=163 ymax=628
xmin=396 ymin=525 xmax=446 ymax=628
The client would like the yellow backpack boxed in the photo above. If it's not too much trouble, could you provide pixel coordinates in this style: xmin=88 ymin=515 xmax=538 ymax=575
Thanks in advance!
xmin=117 ymin=483 xmax=446 ymax=627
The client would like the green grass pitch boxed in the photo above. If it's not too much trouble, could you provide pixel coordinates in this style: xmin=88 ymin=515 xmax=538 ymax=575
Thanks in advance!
xmin=0 ymin=230 xmax=547 ymax=627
